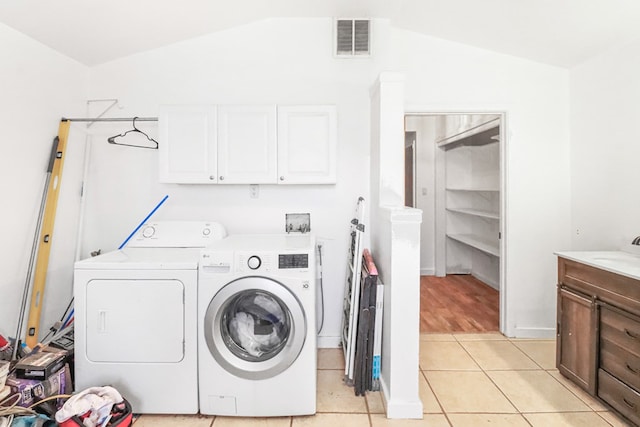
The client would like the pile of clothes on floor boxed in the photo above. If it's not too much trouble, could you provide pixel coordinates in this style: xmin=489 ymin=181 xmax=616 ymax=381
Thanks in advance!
xmin=1 ymin=335 xmax=132 ymax=427
xmin=1 ymin=384 xmax=132 ymax=427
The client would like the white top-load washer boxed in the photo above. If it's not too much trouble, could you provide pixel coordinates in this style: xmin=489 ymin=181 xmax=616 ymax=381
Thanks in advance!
xmin=74 ymin=221 xmax=226 ymax=414
xmin=198 ymin=233 xmax=316 ymax=417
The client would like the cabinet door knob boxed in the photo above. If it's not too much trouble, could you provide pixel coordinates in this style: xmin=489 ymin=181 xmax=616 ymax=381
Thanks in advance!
xmin=209 ymin=175 xmax=215 ymax=181
xmin=219 ymin=176 xmax=225 ymax=181
xmin=280 ymin=176 xmax=285 ymax=181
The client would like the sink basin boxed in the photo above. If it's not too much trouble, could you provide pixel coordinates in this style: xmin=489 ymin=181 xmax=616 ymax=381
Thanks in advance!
xmin=581 ymin=251 xmax=640 ymax=278
xmin=587 ymin=252 xmax=640 ymax=269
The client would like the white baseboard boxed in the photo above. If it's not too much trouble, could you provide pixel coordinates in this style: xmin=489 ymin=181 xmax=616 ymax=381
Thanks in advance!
xmin=420 ymin=268 xmax=435 ymax=276
xmin=471 ymin=271 xmax=499 ymax=290
xmin=507 ymin=326 xmax=556 ymax=339
xmin=317 ymin=335 xmax=341 ymax=348
xmin=380 ymin=376 xmax=424 ymax=419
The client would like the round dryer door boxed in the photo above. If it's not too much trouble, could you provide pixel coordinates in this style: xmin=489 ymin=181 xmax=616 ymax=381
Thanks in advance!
xmin=204 ymin=276 xmax=307 ymax=380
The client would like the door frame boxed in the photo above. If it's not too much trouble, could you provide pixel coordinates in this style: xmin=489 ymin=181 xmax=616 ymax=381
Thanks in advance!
xmin=404 ymin=109 xmax=508 ymax=334
xmin=404 ymin=131 xmax=417 ymax=207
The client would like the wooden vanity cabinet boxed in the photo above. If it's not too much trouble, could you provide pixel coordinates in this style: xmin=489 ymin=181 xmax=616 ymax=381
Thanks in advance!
xmin=557 ymin=256 xmax=640 ymax=426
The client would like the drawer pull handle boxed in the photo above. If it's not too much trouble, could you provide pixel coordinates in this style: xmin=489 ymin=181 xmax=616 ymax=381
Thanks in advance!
xmin=627 ymin=363 xmax=640 ymax=375
xmin=625 ymin=328 xmax=639 ymax=339
xmin=624 ymin=397 xmax=636 ymax=409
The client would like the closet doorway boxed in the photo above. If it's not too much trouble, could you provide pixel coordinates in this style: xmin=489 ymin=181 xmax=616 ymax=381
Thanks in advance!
xmin=404 ymin=113 xmax=505 ymax=334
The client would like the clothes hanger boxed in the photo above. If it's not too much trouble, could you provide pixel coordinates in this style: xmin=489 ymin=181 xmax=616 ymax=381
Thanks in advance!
xmin=107 ymin=117 xmax=158 ymax=149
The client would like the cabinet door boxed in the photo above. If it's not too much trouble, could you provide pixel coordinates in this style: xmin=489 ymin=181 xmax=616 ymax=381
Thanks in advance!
xmin=557 ymin=286 xmax=597 ymax=394
xmin=277 ymin=106 xmax=337 ymax=184
xmin=217 ymin=105 xmax=277 ymax=184
xmin=159 ymin=105 xmax=217 ymax=183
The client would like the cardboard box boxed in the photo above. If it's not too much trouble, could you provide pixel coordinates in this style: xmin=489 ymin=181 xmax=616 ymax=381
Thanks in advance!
xmin=41 ymin=345 xmax=74 ymax=386
xmin=6 ymin=365 xmax=68 ymax=407
xmin=14 ymin=351 xmax=65 ymax=380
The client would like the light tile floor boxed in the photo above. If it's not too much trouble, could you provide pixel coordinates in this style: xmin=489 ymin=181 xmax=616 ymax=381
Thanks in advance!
xmin=133 ymin=333 xmax=633 ymax=426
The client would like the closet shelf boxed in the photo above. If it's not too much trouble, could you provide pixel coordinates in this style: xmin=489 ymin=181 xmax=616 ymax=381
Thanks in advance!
xmin=447 ymin=233 xmax=500 ymax=257
xmin=446 ymin=207 xmax=499 ymax=220
xmin=437 ymin=119 xmax=500 ymax=149
xmin=446 ymin=187 xmax=499 ymax=193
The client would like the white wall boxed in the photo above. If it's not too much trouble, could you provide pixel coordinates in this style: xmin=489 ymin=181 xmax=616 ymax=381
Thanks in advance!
xmin=570 ymin=38 xmax=640 ymax=251
xmin=0 ymin=23 xmax=88 ymax=341
xmin=2 ymin=16 xmax=574 ymax=344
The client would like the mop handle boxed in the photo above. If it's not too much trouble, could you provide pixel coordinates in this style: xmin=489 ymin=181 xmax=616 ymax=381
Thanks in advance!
xmin=118 ymin=195 xmax=169 ymax=249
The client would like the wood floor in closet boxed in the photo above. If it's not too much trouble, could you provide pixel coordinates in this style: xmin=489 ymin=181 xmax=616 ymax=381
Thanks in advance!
xmin=420 ymin=274 xmax=499 ymax=333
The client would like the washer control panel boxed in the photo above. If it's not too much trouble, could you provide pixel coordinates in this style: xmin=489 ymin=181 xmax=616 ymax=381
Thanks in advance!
xmin=129 ymin=221 xmax=227 ymax=248
xmin=202 ymin=250 xmax=312 ymax=274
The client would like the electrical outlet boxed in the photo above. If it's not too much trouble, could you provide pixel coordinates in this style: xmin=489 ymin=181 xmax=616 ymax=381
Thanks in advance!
xmin=249 ymin=184 xmax=259 ymax=199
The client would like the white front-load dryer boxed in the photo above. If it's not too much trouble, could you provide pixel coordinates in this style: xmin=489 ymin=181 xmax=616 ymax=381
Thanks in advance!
xmin=198 ymin=234 xmax=316 ymax=416
xmin=73 ymin=221 xmax=226 ymax=414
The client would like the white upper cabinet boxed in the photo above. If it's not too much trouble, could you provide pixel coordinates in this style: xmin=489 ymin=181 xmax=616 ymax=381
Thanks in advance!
xmin=277 ymin=106 xmax=337 ymax=184
xmin=217 ymin=105 xmax=277 ymax=184
xmin=159 ymin=105 xmax=217 ymax=183
xmin=159 ymin=104 xmax=337 ymax=184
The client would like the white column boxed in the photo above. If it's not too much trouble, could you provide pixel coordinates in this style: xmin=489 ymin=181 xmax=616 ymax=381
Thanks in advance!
xmin=370 ymin=72 xmax=423 ymax=419
xmin=374 ymin=206 xmax=423 ymax=419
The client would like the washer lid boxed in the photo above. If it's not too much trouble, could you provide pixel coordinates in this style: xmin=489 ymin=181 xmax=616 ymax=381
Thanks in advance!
xmin=74 ymin=247 xmax=201 ymax=270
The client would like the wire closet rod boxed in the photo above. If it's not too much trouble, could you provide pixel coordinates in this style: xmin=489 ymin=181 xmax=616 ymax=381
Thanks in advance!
xmin=61 ymin=117 xmax=158 ymax=122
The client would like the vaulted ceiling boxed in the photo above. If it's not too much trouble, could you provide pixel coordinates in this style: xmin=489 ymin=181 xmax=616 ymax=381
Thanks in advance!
xmin=1 ymin=0 xmax=639 ymax=68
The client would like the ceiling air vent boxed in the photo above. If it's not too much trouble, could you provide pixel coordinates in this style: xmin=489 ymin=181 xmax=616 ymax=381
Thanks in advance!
xmin=335 ymin=19 xmax=370 ymax=57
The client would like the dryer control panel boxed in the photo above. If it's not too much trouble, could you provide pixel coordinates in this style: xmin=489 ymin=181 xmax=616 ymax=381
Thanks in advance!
xmin=129 ymin=221 xmax=227 ymax=248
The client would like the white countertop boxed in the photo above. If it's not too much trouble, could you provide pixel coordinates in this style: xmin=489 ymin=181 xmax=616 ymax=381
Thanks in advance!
xmin=555 ymin=250 xmax=640 ymax=281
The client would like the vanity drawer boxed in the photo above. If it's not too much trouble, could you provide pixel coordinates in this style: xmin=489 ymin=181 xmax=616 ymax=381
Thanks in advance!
xmin=598 ymin=369 xmax=640 ymax=426
xmin=601 ymin=339 xmax=640 ymax=392
xmin=600 ymin=306 xmax=640 ymax=358
xmin=560 ymin=258 xmax=640 ymax=316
